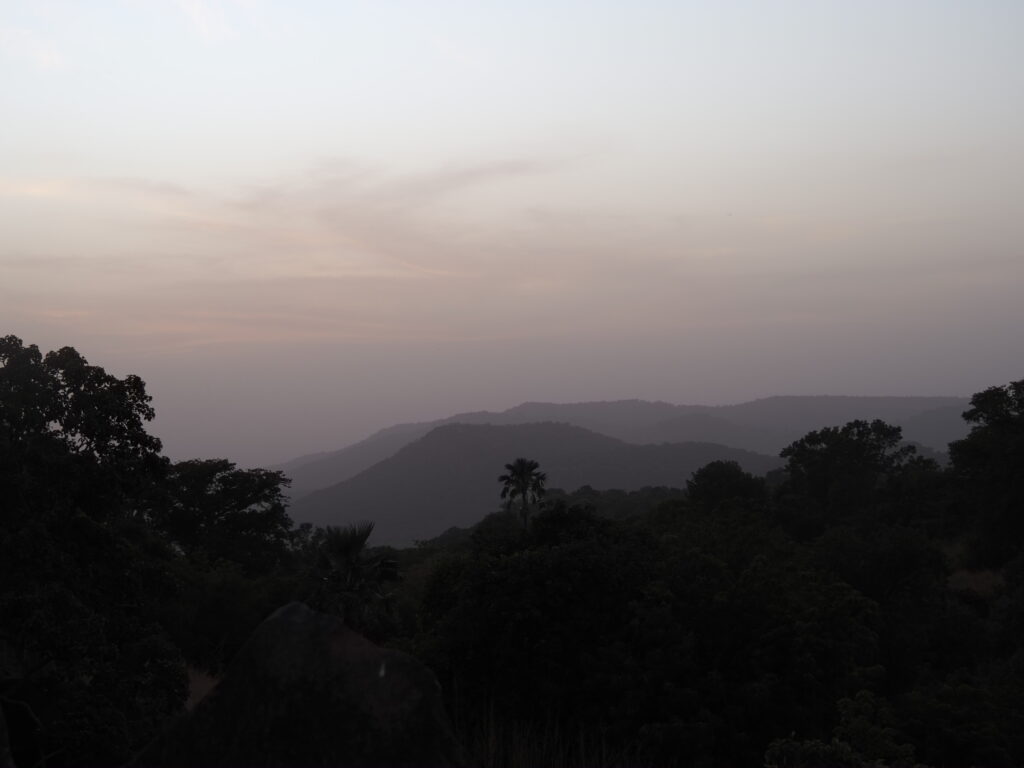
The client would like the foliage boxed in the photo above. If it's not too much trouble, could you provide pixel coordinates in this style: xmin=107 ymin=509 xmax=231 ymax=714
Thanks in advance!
xmin=1 ymin=336 xmax=185 ymax=766
xmin=763 ymin=736 xmax=863 ymax=768
xmin=404 ymin=382 xmax=1024 ymax=766
xmin=686 ymin=459 xmax=766 ymax=510
xmin=305 ymin=521 xmax=399 ymax=639
xmin=545 ymin=485 xmax=687 ymax=520
xmin=0 ymin=335 xmax=161 ymax=465
xmin=949 ymin=380 xmax=1024 ymax=564
xmin=775 ymin=419 xmax=937 ymax=537
xmin=4 ymin=336 xmax=1024 ymax=768
xmin=1 ymin=335 xmax=167 ymax=529
xmin=0 ymin=502 xmax=188 ymax=766
xmin=147 ymin=458 xmax=294 ymax=574
xmin=498 ymin=457 xmax=548 ymax=526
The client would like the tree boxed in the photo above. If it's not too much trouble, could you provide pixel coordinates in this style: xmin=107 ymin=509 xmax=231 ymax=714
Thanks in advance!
xmin=308 ymin=521 xmax=397 ymax=634
xmin=0 ymin=337 xmax=185 ymax=765
xmin=1 ymin=335 xmax=166 ymax=525
xmin=146 ymin=459 xmax=294 ymax=574
xmin=778 ymin=420 xmax=918 ymax=521
xmin=498 ymin=457 xmax=547 ymax=527
xmin=686 ymin=460 xmax=765 ymax=511
xmin=0 ymin=335 xmax=162 ymax=464
xmin=950 ymin=380 xmax=1024 ymax=486
xmin=949 ymin=380 xmax=1024 ymax=562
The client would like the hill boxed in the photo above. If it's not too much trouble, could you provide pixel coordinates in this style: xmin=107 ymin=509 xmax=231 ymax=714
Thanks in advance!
xmin=279 ymin=396 xmax=968 ymax=500
xmin=287 ymin=422 xmax=782 ymax=546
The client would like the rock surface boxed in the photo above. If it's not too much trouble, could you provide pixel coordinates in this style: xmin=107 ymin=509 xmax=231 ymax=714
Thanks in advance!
xmin=0 ymin=706 xmax=13 ymax=768
xmin=132 ymin=602 xmax=462 ymax=767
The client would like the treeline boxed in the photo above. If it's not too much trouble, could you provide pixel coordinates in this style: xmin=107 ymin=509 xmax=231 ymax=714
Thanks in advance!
xmin=400 ymin=407 xmax=1024 ymax=767
xmin=0 ymin=336 xmax=389 ymax=766
xmin=1 ymin=335 xmax=1022 ymax=767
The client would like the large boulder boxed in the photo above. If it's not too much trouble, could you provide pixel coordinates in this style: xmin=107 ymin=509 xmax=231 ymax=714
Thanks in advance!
xmin=0 ymin=705 xmax=14 ymax=768
xmin=132 ymin=602 xmax=462 ymax=767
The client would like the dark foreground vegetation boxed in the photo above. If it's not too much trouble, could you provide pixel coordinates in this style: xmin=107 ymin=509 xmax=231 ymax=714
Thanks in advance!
xmin=1 ymin=334 xmax=1023 ymax=767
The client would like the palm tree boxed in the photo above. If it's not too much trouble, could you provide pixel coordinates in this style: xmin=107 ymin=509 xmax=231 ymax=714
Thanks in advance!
xmin=310 ymin=521 xmax=397 ymax=629
xmin=498 ymin=458 xmax=547 ymax=527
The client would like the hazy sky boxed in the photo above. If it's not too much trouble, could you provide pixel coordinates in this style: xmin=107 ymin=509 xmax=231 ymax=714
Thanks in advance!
xmin=3 ymin=0 xmax=1023 ymax=465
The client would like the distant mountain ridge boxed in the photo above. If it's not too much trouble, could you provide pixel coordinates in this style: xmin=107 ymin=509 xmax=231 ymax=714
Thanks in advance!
xmin=278 ymin=395 xmax=969 ymax=501
xmin=288 ymin=422 xmax=784 ymax=546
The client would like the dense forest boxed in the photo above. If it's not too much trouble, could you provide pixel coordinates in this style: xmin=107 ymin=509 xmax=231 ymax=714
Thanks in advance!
xmin=2 ymin=334 xmax=1023 ymax=767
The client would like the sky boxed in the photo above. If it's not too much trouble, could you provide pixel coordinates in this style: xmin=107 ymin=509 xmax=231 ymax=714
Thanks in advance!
xmin=2 ymin=0 xmax=1023 ymax=466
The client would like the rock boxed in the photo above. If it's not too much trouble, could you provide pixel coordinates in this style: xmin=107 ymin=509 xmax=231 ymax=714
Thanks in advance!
xmin=0 ymin=705 xmax=14 ymax=768
xmin=132 ymin=602 xmax=462 ymax=767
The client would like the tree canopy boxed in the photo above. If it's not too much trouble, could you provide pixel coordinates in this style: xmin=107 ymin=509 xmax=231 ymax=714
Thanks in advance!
xmin=949 ymin=380 xmax=1024 ymax=563
xmin=0 ymin=334 xmax=161 ymax=463
xmin=147 ymin=458 xmax=294 ymax=574
xmin=4 ymin=335 xmax=1024 ymax=768
xmin=498 ymin=457 xmax=547 ymax=525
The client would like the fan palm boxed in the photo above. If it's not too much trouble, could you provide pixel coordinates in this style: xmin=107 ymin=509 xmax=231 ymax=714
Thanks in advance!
xmin=498 ymin=457 xmax=547 ymax=527
xmin=311 ymin=521 xmax=397 ymax=628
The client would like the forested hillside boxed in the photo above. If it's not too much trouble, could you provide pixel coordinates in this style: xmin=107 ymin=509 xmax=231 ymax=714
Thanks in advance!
xmin=278 ymin=396 xmax=967 ymax=500
xmin=2 ymin=335 xmax=1022 ymax=767
xmin=288 ymin=422 xmax=782 ymax=544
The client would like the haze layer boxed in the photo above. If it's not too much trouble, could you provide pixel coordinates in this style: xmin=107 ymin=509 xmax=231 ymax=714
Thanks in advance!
xmin=2 ymin=1 xmax=1022 ymax=464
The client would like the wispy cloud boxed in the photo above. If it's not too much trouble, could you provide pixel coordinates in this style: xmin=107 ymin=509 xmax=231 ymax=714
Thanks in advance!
xmin=366 ymin=160 xmax=553 ymax=210
xmin=15 ymin=157 xmax=951 ymax=354
xmin=233 ymin=158 xmax=555 ymax=213
xmin=94 ymin=177 xmax=196 ymax=198
xmin=0 ymin=178 xmax=72 ymax=198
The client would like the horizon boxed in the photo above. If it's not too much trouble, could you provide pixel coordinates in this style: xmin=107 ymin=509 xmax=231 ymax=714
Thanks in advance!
xmin=227 ymin=388 xmax=975 ymax=468
xmin=4 ymin=1 xmax=1022 ymax=466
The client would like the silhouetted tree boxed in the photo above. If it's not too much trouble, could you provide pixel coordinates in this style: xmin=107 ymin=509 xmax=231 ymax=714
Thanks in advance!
xmin=309 ymin=521 xmax=398 ymax=634
xmin=9 ymin=334 xmax=1024 ymax=767
xmin=949 ymin=379 xmax=1024 ymax=563
xmin=775 ymin=420 xmax=923 ymax=537
xmin=147 ymin=458 xmax=293 ymax=574
xmin=0 ymin=336 xmax=185 ymax=766
xmin=498 ymin=457 xmax=547 ymax=526
xmin=686 ymin=460 xmax=765 ymax=510
xmin=1 ymin=334 xmax=166 ymax=523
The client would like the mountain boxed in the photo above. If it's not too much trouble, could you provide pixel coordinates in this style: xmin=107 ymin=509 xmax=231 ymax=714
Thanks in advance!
xmin=276 ymin=402 xmax=687 ymax=500
xmin=897 ymin=403 xmax=971 ymax=453
xmin=287 ymin=422 xmax=783 ymax=546
xmin=277 ymin=421 xmax=437 ymax=499
xmin=714 ymin=395 xmax=968 ymax=448
xmin=615 ymin=412 xmax=785 ymax=454
xmin=278 ymin=396 xmax=969 ymax=500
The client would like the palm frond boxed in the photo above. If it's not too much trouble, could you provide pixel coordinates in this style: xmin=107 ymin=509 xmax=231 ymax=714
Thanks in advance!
xmin=322 ymin=520 xmax=375 ymax=560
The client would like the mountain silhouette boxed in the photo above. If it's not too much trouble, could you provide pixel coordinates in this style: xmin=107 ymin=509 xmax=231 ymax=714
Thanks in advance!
xmin=278 ymin=396 xmax=968 ymax=501
xmin=287 ymin=422 xmax=783 ymax=546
